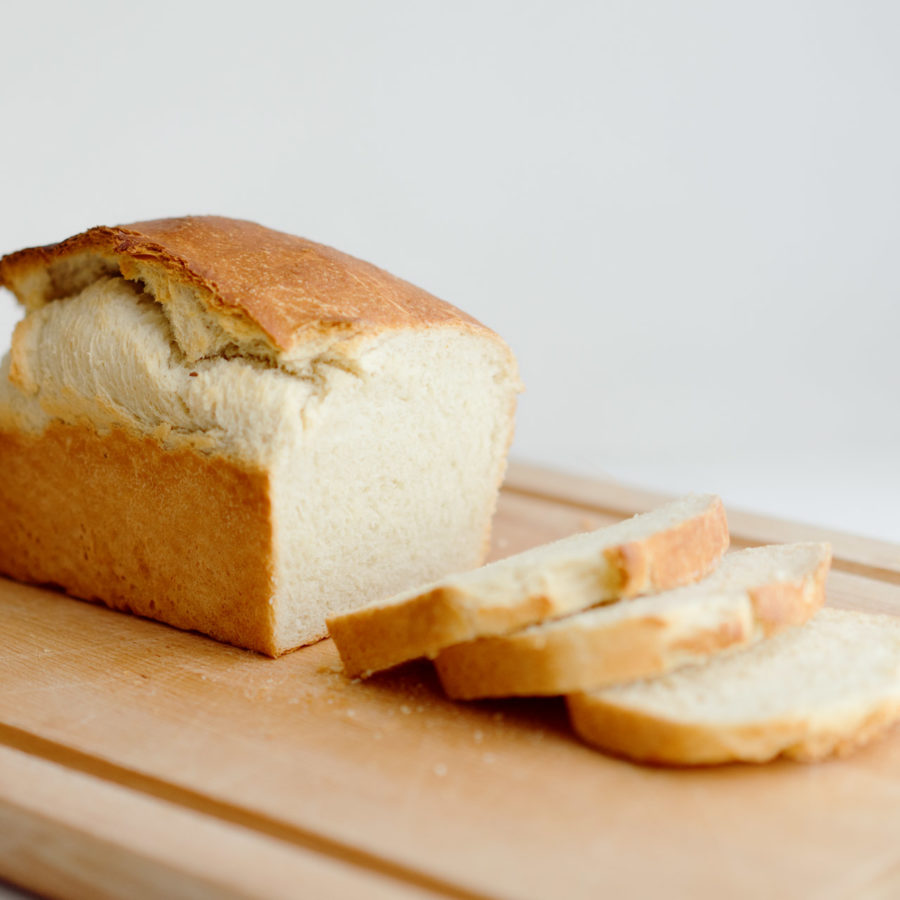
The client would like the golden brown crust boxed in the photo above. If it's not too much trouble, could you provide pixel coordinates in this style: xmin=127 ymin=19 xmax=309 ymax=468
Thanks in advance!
xmin=618 ymin=496 xmax=730 ymax=596
xmin=435 ymin=614 xmax=751 ymax=700
xmin=327 ymin=496 xmax=730 ymax=678
xmin=748 ymin=549 xmax=830 ymax=635
xmin=566 ymin=692 xmax=900 ymax=765
xmin=0 ymin=216 xmax=488 ymax=351
xmin=0 ymin=423 xmax=280 ymax=655
xmin=326 ymin=587 xmax=557 ymax=677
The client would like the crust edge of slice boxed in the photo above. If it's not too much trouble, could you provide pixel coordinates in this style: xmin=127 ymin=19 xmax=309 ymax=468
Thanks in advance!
xmin=566 ymin=688 xmax=900 ymax=766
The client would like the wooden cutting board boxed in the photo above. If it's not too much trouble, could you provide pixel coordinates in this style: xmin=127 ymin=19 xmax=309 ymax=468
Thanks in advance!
xmin=1 ymin=463 xmax=898 ymax=900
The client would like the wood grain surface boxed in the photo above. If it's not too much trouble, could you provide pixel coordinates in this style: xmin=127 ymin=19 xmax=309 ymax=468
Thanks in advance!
xmin=1 ymin=463 xmax=898 ymax=900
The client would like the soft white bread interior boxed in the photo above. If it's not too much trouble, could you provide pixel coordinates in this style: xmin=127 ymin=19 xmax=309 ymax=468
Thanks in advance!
xmin=434 ymin=542 xmax=831 ymax=699
xmin=0 ymin=217 xmax=521 ymax=655
xmin=568 ymin=607 xmax=900 ymax=765
xmin=327 ymin=494 xmax=729 ymax=677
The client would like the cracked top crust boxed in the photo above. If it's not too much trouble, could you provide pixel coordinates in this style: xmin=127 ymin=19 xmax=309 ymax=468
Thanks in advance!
xmin=0 ymin=216 xmax=489 ymax=354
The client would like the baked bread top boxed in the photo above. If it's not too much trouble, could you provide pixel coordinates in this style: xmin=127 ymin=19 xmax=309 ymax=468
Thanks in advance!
xmin=1 ymin=217 xmax=519 ymax=465
xmin=0 ymin=216 xmax=490 ymax=360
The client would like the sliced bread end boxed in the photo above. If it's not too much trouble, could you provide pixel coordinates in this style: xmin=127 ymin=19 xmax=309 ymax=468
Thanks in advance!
xmin=567 ymin=608 xmax=900 ymax=765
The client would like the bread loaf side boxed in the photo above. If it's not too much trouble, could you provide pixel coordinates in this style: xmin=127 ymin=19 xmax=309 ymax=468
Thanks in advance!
xmin=0 ymin=217 xmax=521 ymax=654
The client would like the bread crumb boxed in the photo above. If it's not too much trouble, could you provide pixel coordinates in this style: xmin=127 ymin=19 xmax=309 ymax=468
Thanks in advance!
xmin=400 ymin=704 xmax=412 ymax=715
xmin=434 ymin=763 xmax=448 ymax=776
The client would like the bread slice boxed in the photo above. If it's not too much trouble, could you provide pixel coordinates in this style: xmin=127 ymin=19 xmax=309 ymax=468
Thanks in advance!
xmin=434 ymin=542 xmax=831 ymax=699
xmin=568 ymin=607 xmax=900 ymax=765
xmin=327 ymin=494 xmax=729 ymax=677
xmin=0 ymin=217 xmax=521 ymax=655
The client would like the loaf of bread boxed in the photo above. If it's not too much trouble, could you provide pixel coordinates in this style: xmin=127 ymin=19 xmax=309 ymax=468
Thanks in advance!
xmin=0 ymin=216 xmax=521 ymax=655
xmin=434 ymin=542 xmax=831 ymax=699
xmin=328 ymin=494 xmax=729 ymax=677
xmin=567 ymin=607 xmax=900 ymax=764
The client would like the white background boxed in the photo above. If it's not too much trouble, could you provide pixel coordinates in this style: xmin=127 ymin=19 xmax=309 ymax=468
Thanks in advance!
xmin=1 ymin=0 xmax=898 ymax=541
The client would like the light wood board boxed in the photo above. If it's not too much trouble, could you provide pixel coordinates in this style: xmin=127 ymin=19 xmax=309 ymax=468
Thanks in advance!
xmin=1 ymin=463 xmax=898 ymax=900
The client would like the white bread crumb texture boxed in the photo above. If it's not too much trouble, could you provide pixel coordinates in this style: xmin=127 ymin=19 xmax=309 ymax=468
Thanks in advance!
xmin=589 ymin=608 xmax=900 ymax=726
